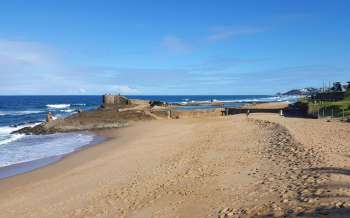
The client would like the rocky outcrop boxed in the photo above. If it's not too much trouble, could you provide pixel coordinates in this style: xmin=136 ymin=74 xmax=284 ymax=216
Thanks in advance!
xmin=14 ymin=123 xmax=56 ymax=135
xmin=149 ymin=100 xmax=168 ymax=107
xmin=12 ymin=108 xmax=154 ymax=135
xmin=280 ymin=87 xmax=319 ymax=96
xmin=13 ymin=122 xmax=128 ymax=135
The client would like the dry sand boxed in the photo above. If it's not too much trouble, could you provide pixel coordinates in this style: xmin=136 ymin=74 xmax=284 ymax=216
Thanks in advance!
xmin=0 ymin=114 xmax=349 ymax=217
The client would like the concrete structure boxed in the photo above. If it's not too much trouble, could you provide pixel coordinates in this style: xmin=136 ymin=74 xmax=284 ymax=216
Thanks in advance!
xmin=102 ymin=94 xmax=130 ymax=108
xmin=223 ymin=103 xmax=290 ymax=116
xmin=46 ymin=112 xmax=54 ymax=122
xmin=223 ymin=107 xmax=284 ymax=116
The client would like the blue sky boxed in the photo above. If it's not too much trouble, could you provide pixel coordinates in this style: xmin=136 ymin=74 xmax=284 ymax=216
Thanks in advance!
xmin=0 ymin=0 xmax=349 ymax=95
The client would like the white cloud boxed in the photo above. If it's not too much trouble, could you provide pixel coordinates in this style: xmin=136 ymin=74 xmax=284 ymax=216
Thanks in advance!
xmin=162 ymin=36 xmax=191 ymax=53
xmin=79 ymin=88 xmax=87 ymax=93
xmin=109 ymin=85 xmax=140 ymax=94
xmin=0 ymin=39 xmax=58 ymax=68
xmin=207 ymin=26 xmax=264 ymax=42
xmin=160 ymin=27 xmax=264 ymax=54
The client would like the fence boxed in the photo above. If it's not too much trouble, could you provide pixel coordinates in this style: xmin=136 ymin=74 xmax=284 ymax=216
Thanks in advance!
xmin=310 ymin=107 xmax=347 ymax=119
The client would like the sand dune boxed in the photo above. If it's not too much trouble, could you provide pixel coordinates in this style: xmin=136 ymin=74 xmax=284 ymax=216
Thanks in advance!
xmin=0 ymin=114 xmax=349 ymax=217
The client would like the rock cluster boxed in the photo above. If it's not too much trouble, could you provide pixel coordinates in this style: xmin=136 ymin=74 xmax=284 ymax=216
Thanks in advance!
xmin=12 ymin=109 xmax=153 ymax=135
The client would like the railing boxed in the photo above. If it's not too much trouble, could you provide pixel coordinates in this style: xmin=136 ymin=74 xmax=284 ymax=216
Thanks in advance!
xmin=311 ymin=108 xmax=348 ymax=119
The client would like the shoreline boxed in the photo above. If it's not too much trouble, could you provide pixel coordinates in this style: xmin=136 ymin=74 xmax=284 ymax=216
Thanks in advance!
xmin=0 ymin=120 xmax=144 ymax=196
xmin=0 ymin=114 xmax=349 ymax=217
xmin=0 ymin=131 xmax=107 ymax=180
xmin=0 ymin=101 xmax=290 ymax=180
xmin=0 ymin=100 xmax=298 ymax=181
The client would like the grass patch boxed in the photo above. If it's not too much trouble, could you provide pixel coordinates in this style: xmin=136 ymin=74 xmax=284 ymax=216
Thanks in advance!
xmin=306 ymin=99 xmax=350 ymax=118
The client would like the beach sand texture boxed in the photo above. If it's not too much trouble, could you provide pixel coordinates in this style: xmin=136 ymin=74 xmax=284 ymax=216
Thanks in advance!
xmin=0 ymin=114 xmax=350 ymax=217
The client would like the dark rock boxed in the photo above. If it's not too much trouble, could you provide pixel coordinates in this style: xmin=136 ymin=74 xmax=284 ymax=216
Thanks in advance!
xmin=12 ymin=124 xmax=56 ymax=135
xmin=149 ymin=100 xmax=167 ymax=107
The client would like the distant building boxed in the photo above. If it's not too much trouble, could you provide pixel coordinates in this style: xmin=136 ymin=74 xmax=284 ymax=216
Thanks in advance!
xmin=312 ymin=81 xmax=348 ymax=101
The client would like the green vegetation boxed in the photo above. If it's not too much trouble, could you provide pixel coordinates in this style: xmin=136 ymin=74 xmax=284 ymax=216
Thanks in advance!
xmin=346 ymin=88 xmax=350 ymax=98
xmin=298 ymin=86 xmax=350 ymax=120
xmin=306 ymin=98 xmax=350 ymax=118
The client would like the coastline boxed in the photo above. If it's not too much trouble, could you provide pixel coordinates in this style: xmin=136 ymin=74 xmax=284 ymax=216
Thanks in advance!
xmin=0 ymin=115 xmax=349 ymax=217
xmin=0 ymin=131 xmax=107 ymax=180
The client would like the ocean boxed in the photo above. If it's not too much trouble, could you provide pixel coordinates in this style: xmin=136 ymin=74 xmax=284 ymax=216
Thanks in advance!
xmin=0 ymin=95 xmax=298 ymax=178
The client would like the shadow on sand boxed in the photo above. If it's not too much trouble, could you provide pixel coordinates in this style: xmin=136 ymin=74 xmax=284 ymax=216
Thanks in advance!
xmin=256 ymin=207 xmax=350 ymax=218
xmin=255 ymin=167 xmax=350 ymax=218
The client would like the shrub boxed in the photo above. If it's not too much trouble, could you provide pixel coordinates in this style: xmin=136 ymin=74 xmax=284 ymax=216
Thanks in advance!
xmin=346 ymin=88 xmax=350 ymax=98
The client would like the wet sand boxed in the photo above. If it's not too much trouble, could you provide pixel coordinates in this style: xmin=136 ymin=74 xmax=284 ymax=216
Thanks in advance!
xmin=0 ymin=114 xmax=349 ymax=217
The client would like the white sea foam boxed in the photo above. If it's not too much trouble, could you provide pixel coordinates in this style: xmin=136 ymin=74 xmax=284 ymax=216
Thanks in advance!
xmin=0 ymin=132 xmax=95 ymax=167
xmin=208 ymin=95 xmax=300 ymax=103
xmin=0 ymin=134 xmax=24 ymax=146
xmin=0 ymin=110 xmax=44 ymax=116
xmin=59 ymin=109 xmax=75 ymax=113
xmin=46 ymin=104 xmax=70 ymax=109
xmin=0 ymin=122 xmax=42 ymax=146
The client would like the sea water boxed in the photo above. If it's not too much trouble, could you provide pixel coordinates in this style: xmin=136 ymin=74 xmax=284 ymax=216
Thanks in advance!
xmin=0 ymin=95 xmax=298 ymax=178
xmin=0 ymin=96 xmax=103 ymax=178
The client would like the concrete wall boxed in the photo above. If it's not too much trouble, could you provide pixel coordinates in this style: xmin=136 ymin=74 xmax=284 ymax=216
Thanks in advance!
xmin=114 ymin=95 xmax=129 ymax=105
xmin=103 ymin=95 xmax=115 ymax=105
xmin=129 ymin=99 xmax=149 ymax=106
xmin=172 ymin=108 xmax=223 ymax=118
xmin=226 ymin=108 xmax=282 ymax=115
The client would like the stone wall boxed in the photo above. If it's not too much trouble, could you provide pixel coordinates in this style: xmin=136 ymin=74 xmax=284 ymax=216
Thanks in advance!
xmin=171 ymin=108 xmax=223 ymax=118
xmin=102 ymin=95 xmax=129 ymax=108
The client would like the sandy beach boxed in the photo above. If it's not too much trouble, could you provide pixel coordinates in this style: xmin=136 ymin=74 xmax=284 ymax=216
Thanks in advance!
xmin=0 ymin=113 xmax=350 ymax=217
xmin=1 ymin=1 xmax=349 ymax=217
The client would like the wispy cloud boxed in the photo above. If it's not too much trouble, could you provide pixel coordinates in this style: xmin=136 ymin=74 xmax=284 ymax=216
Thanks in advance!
xmin=0 ymin=39 xmax=67 ymax=94
xmin=0 ymin=39 xmax=58 ymax=68
xmin=207 ymin=26 xmax=265 ymax=42
xmin=160 ymin=26 xmax=265 ymax=54
xmin=161 ymin=36 xmax=192 ymax=53
xmin=255 ymin=65 xmax=345 ymax=79
xmin=0 ymin=39 xmax=266 ymax=94
xmin=188 ymin=57 xmax=266 ymax=73
xmin=108 ymin=85 xmax=140 ymax=94
xmin=0 ymin=40 xmax=144 ymax=95
xmin=3 ymin=37 xmax=344 ymax=95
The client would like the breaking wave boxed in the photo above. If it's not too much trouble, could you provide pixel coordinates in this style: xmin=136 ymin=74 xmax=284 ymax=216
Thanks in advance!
xmin=46 ymin=104 xmax=71 ymax=109
xmin=0 ymin=110 xmax=44 ymax=116
xmin=181 ymin=95 xmax=300 ymax=104
xmin=0 ymin=132 xmax=96 ymax=167
xmin=59 ymin=109 xmax=75 ymax=113
xmin=0 ymin=123 xmax=41 ymax=146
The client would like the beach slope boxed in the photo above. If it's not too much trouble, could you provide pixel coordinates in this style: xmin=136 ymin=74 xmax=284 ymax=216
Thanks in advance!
xmin=0 ymin=114 xmax=350 ymax=217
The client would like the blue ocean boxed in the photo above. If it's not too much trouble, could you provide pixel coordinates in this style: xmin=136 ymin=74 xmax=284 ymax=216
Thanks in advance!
xmin=0 ymin=95 xmax=298 ymax=178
